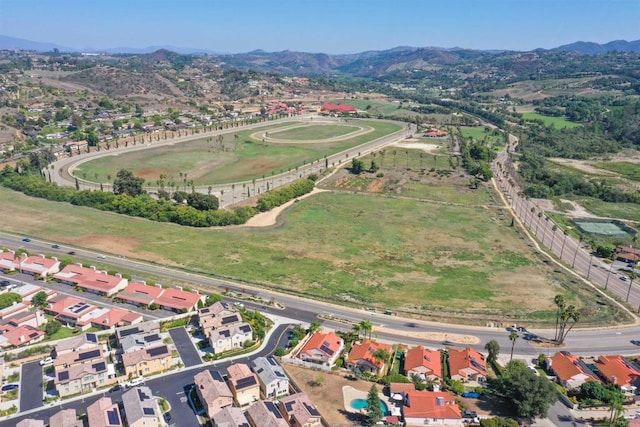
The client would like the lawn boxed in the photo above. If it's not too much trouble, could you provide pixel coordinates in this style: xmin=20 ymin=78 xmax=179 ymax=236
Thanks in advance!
xmin=592 ymin=162 xmax=640 ymax=182
xmin=522 ymin=112 xmax=582 ymax=129
xmin=330 ymin=98 xmax=414 ymax=117
xmin=269 ymin=124 xmax=360 ymax=140
xmin=0 ymin=172 xmax=618 ymax=325
xmin=73 ymin=120 xmax=401 ymax=185
xmin=572 ymin=197 xmax=640 ymax=223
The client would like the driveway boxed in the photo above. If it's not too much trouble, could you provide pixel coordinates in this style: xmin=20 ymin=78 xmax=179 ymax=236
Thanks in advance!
xmin=20 ymin=361 xmax=43 ymax=412
xmin=168 ymin=327 xmax=202 ymax=367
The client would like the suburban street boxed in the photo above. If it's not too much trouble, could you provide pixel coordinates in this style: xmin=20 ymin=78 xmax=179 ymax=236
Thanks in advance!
xmin=0 ymin=324 xmax=293 ymax=427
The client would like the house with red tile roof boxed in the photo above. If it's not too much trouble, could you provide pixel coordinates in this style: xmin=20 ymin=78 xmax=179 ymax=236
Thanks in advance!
xmin=0 ymin=250 xmax=17 ymax=271
xmin=46 ymin=295 xmax=99 ymax=329
xmin=548 ymin=352 xmax=600 ymax=390
xmin=346 ymin=339 xmax=393 ymax=375
xmin=90 ymin=308 xmax=142 ymax=330
xmin=595 ymin=355 xmax=640 ymax=394
xmin=14 ymin=284 xmax=57 ymax=303
xmin=0 ymin=309 xmax=46 ymax=330
xmin=17 ymin=254 xmax=60 ymax=278
xmin=404 ymin=346 xmax=442 ymax=382
xmin=423 ymin=129 xmax=449 ymax=138
xmin=321 ymin=103 xmax=357 ymax=114
xmin=277 ymin=392 xmax=322 ymax=427
xmin=53 ymin=265 xmax=128 ymax=297
xmin=447 ymin=347 xmax=487 ymax=383
xmin=154 ymin=287 xmax=204 ymax=313
xmin=116 ymin=282 xmax=164 ymax=308
xmin=0 ymin=324 xmax=45 ymax=348
xmin=616 ymin=246 xmax=640 ymax=263
xmin=402 ymin=390 xmax=461 ymax=425
xmin=298 ymin=331 xmax=344 ymax=367
xmin=0 ymin=302 xmax=30 ymax=320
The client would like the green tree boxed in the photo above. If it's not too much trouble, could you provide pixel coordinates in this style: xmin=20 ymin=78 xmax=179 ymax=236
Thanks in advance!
xmin=485 ymin=339 xmax=500 ymax=364
xmin=0 ymin=292 xmax=22 ymax=310
xmin=31 ymin=291 xmax=48 ymax=308
xmin=359 ymin=319 xmax=373 ymax=340
xmin=411 ymin=373 xmax=427 ymax=391
xmin=488 ymin=360 xmax=557 ymax=418
xmin=205 ymin=294 xmax=223 ymax=306
xmin=509 ymin=331 xmax=519 ymax=361
xmin=308 ymin=320 xmax=322 ymax=334
xmin=365 ymin=384 xmax=383 ymax=425
xmin=480 ymin=417 xmax=519 ymax=427
xmin=350 ymin=158 xmax=365 ymax=175
xmin=45 ymin=320 xmax=62 ymax=336
xmin=112 ymin=169 xmax=145 ymax=197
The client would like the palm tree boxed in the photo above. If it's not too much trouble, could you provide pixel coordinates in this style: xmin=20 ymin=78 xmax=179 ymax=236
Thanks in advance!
xmin=550 ymin=225 xmax=558 ymax=250
xmin=359 ymin=320 xmax=373 ymax=340
xmin=572 ymin=235 xmax=584 ymax=268
xmin=625 ymin=272 xmax=637 ymax=302
xmin=534 ymin=212 xmax=543 ymax=235
xmin=352 ymin=323 xmax=362 ymax=340
xmin=509 ymin=331 xmax=519 ymax=361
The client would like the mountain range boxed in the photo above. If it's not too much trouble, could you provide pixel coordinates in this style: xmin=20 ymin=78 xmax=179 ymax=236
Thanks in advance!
xmin=1 ymin=35 xmax=639 ymax=56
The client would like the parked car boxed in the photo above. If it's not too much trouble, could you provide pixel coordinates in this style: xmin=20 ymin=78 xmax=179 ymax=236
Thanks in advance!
xmin=0 ymin=280 xmax=10 ymax=287
xmin=67 ymin=251 xmax=76 ymax=255
xmin=97 ymin=254 xmax=107 ymax=259
xmin=108 ymin=384 xmax=122 ymax=393
xmin=21 ymin=237 xmax=31 ymax=242
xmin=1 ymin=384 xmax=19 ymax=392
xmin=126 ymin=377 xmax=145 ymax=388
xmin=51 ymin=244 xmax=60 ymax=249
xmin=620 ymin=276 xmax=629 ymax=281
xmin=164 ymin=412 xmax=172 ymax=423
xmin=39 ymin=357 xmax=54 ymax=366
xmin=461 ymin=391 xmax=480 ymax=398
xmin=233 ymin=301 xmax=244 ymax=307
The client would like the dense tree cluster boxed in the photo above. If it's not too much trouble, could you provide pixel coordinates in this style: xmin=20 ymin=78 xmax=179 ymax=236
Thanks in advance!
xmin=256 ymin=178 xmax=315 ymax=212
xmin=0 ymin=292 xmax=22 ymax=310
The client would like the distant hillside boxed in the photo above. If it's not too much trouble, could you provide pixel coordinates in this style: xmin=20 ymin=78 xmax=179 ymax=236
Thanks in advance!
xmin=553 ymin=40 xmax=640 ymax=54
xmin=0 ymin=35 xmax=75 ymax=52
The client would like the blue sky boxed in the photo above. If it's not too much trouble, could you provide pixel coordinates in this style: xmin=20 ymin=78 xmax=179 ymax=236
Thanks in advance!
xmin=1 ymin=0 xmax=638 ymax=53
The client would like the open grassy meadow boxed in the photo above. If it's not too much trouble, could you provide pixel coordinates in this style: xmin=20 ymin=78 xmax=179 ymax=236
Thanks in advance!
xmin=0 ymin=160 xmax=619 ymax=325
xmin=521 ymin=112 xmax=582 ymax=129
xmin=269 ymin=124 xmax=359 ymax=140
xmin=592 ymin=161 xmax=640 ymax=182
xmin=330 ymin=98 xmax=416 ymax=117
xmin=74 ymin=120 xmax=401 ymax=185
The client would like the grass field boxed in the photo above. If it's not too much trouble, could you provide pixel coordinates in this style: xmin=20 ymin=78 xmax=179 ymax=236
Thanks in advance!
xmin=572 ymin=197 xmax=640 ymax=223
xmin=0 ymin=166 xmax=619 ymax=325
xmin=592 ymin=162 xmax=640 ymax=182
xmin=522 ymin=112 xmax=582 ymax=129
xmin=269 ymin=124 xmax=359 ymax=140
xmin=74 ymin=120 xmax=401 ymax=185
xmin=330 ymin=98 xmax=415 ymax=117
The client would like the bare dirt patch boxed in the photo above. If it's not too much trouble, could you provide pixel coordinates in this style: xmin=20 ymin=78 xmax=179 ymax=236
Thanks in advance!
xmin=548 ymin=158 xmax=618 ymax=176
xmin=393 ymin=141 xmax=441 ymax=152
xmin=65 ymin=235 xmax=166 ymax=263
xmin=283 ymin=364 xmax=373 ymax=427
xmin=244 ymin=188 xmax=329 ymax=227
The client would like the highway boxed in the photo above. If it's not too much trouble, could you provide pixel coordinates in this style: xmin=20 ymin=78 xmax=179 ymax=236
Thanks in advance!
xmin=2 ymin=233 xmax=639 ymax=358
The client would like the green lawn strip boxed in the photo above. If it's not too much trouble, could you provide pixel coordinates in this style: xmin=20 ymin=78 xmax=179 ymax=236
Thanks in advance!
xmin=270 ymin=124 xmax=359 ymax=140
xmin=330 ymin=98 xmax=412 ymax=116
xmin=591 ymin=161 xmax=640 ymax=182
xmin=521 ymin=112 xmax=582 ymax=129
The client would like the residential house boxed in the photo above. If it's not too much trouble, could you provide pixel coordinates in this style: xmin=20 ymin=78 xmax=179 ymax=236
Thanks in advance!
xmin=389 ymin=382 xmax=416 ymax=401
xmin=154 ymin=287 xmax=204 ymax=313
xmin=402 ymin=390 xmax=462 ymax=426
xmin=89 ymin=308 xmax=142 ymax=330
xmin=0 ymin=250 xmax=17 ymax=271
xmin=548 ymin=352 xmax=600 ymax=390
xmin=48 ymin=408 xmax=82 ymax=427
xmin=245 ymin=400 xmax=288 ymax=427
xmin=120 ymin=332 xmax=163 ymax=353
xmin=13 ymin=284 xmax=57 ymax=303
xmin=16 ymin=420 xmax=45 ymax=427
xmin=447 ymin=347 xmax=487 ymax=383
xmin=615 ymin=246 xmax=640 ymax=263
xmin=346 ymin=339 xmax=393 ymax=375
xmin=54 ymin=332 xmax=100 ymax=357
xmin=116 ymin=322 xmax=160 ymax=343
xmin=209 ymin=323 xmax=253 ymax=354
xmin=16 ymin=254 xmax=60 ymax=278
xmin=122 ymin=345 xmax=171 ymax=377
xmin=46 ymin=295 xmax=98 ymax=329
xmin=0 ymin=324 xmax=45 ymax=348
xmin=121 ymin=386 xmax=162 ymax=427
xmin=423 ymin=130 xmax=449 ymax=138
xmin=212 ymin=406 xmax=250 ymax=427
xmin=0 ymin=302 xmax=30 ymax=321
xmin=55 ymin=357 xmax=110 ymax=397
xmin=87 ymin=397 xmax=123 ymax=427
xmin=194 ymin=370 xmax=233 ymax=418
xmin=116 ymin=282 xmax=164 ymax=308
xmin=227 ymin=363 xmax=260 ymax=407
xmin=404 ymin=346 xmax=443 ymax=382
xmin=595 ymin=355 xmax=640 ymax=394
xmin=298 ymin=331 xmax=343 ymax=367
xmin=0 ymin=309 xmax=46 ymax=329
xmin=252 ymin=356 xmax=289 ymax=399
xmin=53 ymin=265 xmax=128 ymax=297
xmin=277 ymin=392 xmax=322 ymax=427
xmin=198 ymin=302 xmax=239 ymax=331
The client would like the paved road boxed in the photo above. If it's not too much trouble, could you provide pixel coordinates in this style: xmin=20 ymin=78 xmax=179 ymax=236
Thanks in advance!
xmin=168 ymin=327 xmax=202 ymax=368
xmin=47 ymin=115 xmax=414 ymax=208
xmin=0 ymin=324 xmax=293 ymax=427
xmin=19 ymin=361 xmax=43 ymax=412
xmin=3 ymin=233 xmax=640 ymax=358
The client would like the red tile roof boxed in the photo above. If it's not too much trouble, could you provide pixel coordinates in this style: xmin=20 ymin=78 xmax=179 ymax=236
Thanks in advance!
xmin=321 ymin=103 xmax=357 ymax=112
xmin=404 ymin=346 xmax=442 ymax=378
xmin=1 ymin=324 xmax=45 ymax=346
xmin=53 ymin=265 xmax=126 ymax=294
xmin=596 ymin=355 xmax=640 ymax=388
xmin=448 ymin=347 xmax=487 ymax=377
xmin=550 ymin=352 xmax=600 ymax=384
xmin=91 ymin=308 xmax=142 ymax=328
xmin=154 ymin=287 xmax=202 ymax=311
xmin=117 ymin=282 xmax=164 ymax=305
xmin=299 ymin=331 xmax=343 ymax=359
xmin=403 ymin=391 xmax=461 ymax=420
xmin=346 ymin=339 xmax=393 ymax=370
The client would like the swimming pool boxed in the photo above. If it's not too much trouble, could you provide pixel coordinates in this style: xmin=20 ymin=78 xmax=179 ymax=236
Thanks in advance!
xmin=350 ymin=399 xmax=389 ymax=414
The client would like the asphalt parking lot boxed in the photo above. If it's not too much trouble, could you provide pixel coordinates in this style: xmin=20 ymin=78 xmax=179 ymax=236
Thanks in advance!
xmin=20 ymin=361 xmax=44 ymax=412
xmin=168 ymin=327 xmax=202 ymax=367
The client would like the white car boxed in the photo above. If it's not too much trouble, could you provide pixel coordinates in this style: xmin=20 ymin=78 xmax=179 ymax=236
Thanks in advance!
xmin=97 ymin=254 xmax=107 ymax=259
xmin=620 ymin=276 xmax=629 ymax=282
xmin=39 ymin=357 xmax=54 ymax=366
xmin=126 ymin=377 xmax=145 ymax=388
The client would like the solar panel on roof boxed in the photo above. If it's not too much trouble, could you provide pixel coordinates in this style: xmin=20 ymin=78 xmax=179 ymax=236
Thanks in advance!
xmin=304 ymin=402 xmax=320 ymax=416
xmin=137 ymin=388 xmax=150 ymax=400
xmin=58 ymin=371 xmax=69 ymax=381
xmin=239 ymin=325 xmax=251 ymax=333
xmin=221 ymin=315 xmax=238 ymax=325
xmin=267 ymin=357 xmax=277 ymax=366
xmin=284 ymin=401 xmax=295 ymax=411
xmin=275 ymin=371 xmax=286 ymax=378
xmin=265 ymin=401 xmax=283 ymax=419
xmin=200 ymin=308 xmax=210 ymax=314
xmin=87 ymin=333 xmax=97 ymax=343
xmin=142 ymin=407 xmax=155 ymax=416
xmin=92 ymin=362 xmax=106 ymax=371
xmin=78 ymin=349 xmax=101 ymax=361
xmin=319 ymin=344 xmax=334 ymax=356
xmin=219 ymin=330 xmax=230 ymax=338
xmin=145 ymin=334 xmax=160 ymax=343
xmin=106 ymin=408 xmax=120 ymax=425
xmin=119 ymin=327 xmax=140 ymax=337
xmin=147 ymin=345 xmax=168 ymax=357
xmin=236 ymin=376 xmax=257 ymax=389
